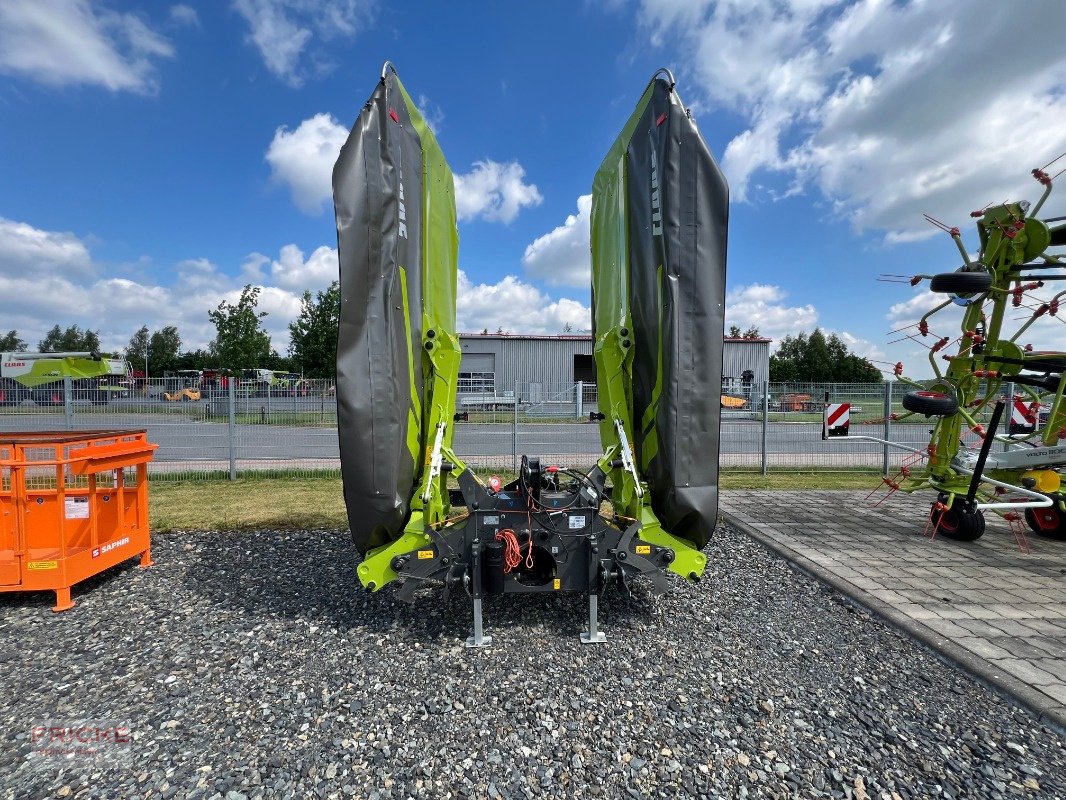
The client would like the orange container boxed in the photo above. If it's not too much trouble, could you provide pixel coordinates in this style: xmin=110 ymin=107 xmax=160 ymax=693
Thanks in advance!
xmin=0 ymin=430 xmax=158 ymax=611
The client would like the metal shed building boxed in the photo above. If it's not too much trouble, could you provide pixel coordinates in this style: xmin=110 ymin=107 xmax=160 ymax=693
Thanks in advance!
xmin=458 ymin=334 xmax=770 ymax=397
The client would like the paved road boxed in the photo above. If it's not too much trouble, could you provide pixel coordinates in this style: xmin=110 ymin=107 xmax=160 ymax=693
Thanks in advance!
xmin=0 ymin=410 xmax=931 ymax=468
xmin=721 ymin=489 xmax=1066 ymax=730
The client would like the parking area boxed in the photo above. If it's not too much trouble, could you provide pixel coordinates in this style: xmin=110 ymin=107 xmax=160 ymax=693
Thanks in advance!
xmin=721 ymin=490 xmax=1066 ymax=731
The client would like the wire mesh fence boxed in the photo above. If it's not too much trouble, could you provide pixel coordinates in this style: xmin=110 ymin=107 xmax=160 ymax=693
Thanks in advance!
xmin=0 ymin=378 xmax=1025 ymax=480
xmin=0 ymin=377 xmax=340 ymax=480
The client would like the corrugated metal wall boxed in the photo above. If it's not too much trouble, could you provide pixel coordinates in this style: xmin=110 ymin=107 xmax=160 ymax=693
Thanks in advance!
xmin=721 ymin=339 xmax=771 ymax=390
xmin=459 ymin=334 xmax=770 ymax=392
xmin=459 ymin=335 xmax=592 ymax=391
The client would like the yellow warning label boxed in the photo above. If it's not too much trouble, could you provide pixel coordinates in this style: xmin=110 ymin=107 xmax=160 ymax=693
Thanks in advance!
xmin=27 ymin=560 xmax=58 ymax=570
xmin=417 ymin=550 xmax=434 ymax=560
xmin=553 ymin=578 xmax=561 ymax=590
xmin=635 ymin=545 xmax=651 ymax=555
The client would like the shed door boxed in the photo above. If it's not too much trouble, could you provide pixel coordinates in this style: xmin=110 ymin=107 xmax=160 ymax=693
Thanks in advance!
xmin=461 ymin=353 xmax=495 ymax=372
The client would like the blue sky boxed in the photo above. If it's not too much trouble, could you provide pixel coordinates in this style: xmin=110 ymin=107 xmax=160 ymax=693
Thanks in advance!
xmin=1 ymin=0 xmax=1064 ymax=377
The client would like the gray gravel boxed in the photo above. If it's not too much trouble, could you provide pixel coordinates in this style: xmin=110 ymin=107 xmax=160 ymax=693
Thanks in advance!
xmin=2 ymin=523 xmax=1063 ymax=799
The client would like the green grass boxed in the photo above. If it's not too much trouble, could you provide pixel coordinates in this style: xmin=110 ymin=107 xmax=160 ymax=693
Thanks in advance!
xmin=148 ymin=469 xmax=883 ymax=532
xmin=151 ymin=476 xmax=348 ymax=531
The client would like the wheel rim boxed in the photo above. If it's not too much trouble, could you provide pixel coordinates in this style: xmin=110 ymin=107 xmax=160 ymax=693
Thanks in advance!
xmin=1035 ymin=507 xmax=1060 ymax=531
xmin=938 ymin=511 xmax=959 ymax=533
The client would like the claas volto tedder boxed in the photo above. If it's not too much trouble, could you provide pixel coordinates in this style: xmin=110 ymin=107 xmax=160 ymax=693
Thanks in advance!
xmin=330 ymin=63 xmax=727 ymax=644
xmin=863 ymin=158 xmax=1066 ymax=541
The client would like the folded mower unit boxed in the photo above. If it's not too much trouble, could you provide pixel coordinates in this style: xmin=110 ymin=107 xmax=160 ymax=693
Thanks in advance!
xmin=332 ymin=64 xmax=727 ymax=644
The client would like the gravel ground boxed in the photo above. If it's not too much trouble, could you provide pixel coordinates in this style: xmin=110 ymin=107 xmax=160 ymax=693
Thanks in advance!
xmin=2 ymin=523 xmax=1063 ymax=799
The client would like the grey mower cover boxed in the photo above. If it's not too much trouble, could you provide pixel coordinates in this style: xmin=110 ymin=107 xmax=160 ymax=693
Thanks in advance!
xmin=591 ymin=70 xmax=728 ymax=549
xmin=333 ymin=65 xmax=460 ymax=554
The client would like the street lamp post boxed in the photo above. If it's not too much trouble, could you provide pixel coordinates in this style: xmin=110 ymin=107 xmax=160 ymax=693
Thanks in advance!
xmin=144 ymin=325 xmax=149 ymax=385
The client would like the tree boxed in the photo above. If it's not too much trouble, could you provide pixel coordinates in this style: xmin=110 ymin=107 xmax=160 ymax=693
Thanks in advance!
xmin=174 ymin=348 xmax=213 ymax=371
xmin=38 ymin=324 xmax=101 ymax=353
xmin=126 ymin=326 xmax=150 ymax=371
xmin=149 ymin=326 xmax=182 ymax=375
xmin=263 ymin=350 xmax=298 ymax=372
xmin=0 ymin=330 xmax=27 ymax=351
xmin=769 ymin=327 xmax=880 ymax=382
xmin=728 ymin=325 xmax=762 ymax=339
xmin=561 ymin=322 xmax=573 ymax=333
xmin=288 ymin=281 xmax=340 ymax=379
xmin=208 ymin=285 xmax=271 ymax=370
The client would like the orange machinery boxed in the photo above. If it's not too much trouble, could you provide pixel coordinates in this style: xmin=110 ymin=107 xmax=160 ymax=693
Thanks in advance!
xmin=0 ymin=430 xmax=158 ymax=611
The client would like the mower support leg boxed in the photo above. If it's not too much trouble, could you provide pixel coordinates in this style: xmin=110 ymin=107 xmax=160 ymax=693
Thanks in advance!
xmin=465 ymin=544 xmax=491 ymax=648
xmin=581 ymin=541 xmax=606 ymax=644
xmin=580 ymin=593 xmax=606 ymax=644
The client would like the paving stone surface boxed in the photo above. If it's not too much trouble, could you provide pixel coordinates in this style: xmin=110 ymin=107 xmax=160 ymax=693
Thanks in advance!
xmin=721 ymin=490 xmax=1066 ymax=729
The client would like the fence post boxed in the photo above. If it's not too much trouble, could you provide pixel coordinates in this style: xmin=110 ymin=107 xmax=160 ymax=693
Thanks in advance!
xmin=228 ymin=380 xmax=237 ymax=481
xmin=512 ymin=381 xmax=519 ymax=474
xmin=760 ymin=380 xmax=769 ymax=476
xmin=883 ymin=381 xmax=892 ymax=476
xmin=63 ymin=376 xmax=74 ymax=430
xmin=1004 ymin=381 xmax=1014 ymax=452
xmin=576 ymin=381 xmax=583 ymax=419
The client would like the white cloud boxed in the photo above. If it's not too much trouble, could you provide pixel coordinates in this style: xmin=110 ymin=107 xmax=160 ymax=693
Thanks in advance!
xmin=233 ymin=0 xmax=375 ymax=86
xmin=453 ymin=160 xmax=543 ymax=224
xmin=0 ymin=217 xmax=322 ymax=354
xmin=725 ymin=283 xmax=818 ymax=342
xmin=638 ymin=0 xmax=1066 ymax=241
xmin=522 ymin=195 xmax=591 ymax=287
xmin=265 ymin=113 xmax=543 ymax=225
xmin=828 ymin=329 xmax=884 ymax=363
xmin=244 ymin=243 xmax=339 ymax=291
xmin=0 ymin=217 xmax=93 ymax=276
xmin=0 ymin=218 xmax=589 ymax=356
xmin=169 ymin=5 xmax=200 ymax=27
xmin=457 ymin=272 xmax=590 ymax=335
xmin=0 ymin=0 xmax=173 ymax=93
xmin=417 ymin=94 xmax=444 ymax=135
xmin=265 ymin=113 xmax=349 ymax=215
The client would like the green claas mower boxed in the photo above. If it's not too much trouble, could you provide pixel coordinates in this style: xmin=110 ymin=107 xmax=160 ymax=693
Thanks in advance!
xmin=0 ymin=351 xmax=129 ymax=406
xmin=331 ymin=64 xmax=727 ymax=644
xmin=857 ymin=161 xmax=1066 ymax=542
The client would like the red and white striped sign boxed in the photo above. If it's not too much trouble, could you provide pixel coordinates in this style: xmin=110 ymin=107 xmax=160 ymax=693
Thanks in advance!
xmin=824 ymin=402 xmax=850 ymax=438
xmin=1009 ymin=397 xmax=1036 ymax=434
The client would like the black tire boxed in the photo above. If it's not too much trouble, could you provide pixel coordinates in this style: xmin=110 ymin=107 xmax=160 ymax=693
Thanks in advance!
xmin=1024 ymin=505 xmax=1066 ymax=540
xmin=929 ymin=270 xmax=993 ymax=294
xmin=902 ymin=389 xmax=959 ymax=416
xmin=931 ymin=504 xmax=986 ymax=541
